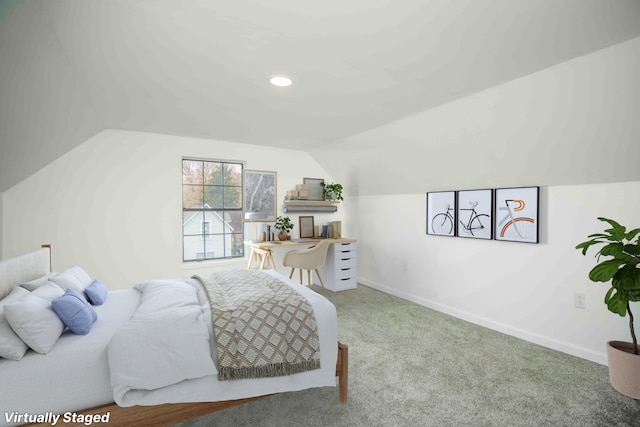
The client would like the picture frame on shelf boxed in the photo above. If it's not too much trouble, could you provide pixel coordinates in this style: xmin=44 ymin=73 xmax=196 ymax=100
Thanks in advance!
xmin=303 ymin=178 xmax=324 ymax=201
xmin=494 ymin=186 xmax=539 ymax=243
xmin=243 ymin=170 xmax=277 ymax=222
xmin=456 ymin=189 xmax=493 ymax=239
xmin=299 ymin=216 xmax=315 ymax=239
xmin=426 ymin=191 xmax=456 ymax=236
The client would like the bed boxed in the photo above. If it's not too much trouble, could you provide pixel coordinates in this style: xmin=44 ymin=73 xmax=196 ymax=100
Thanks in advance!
xmin=0 ymin=245 xmax=348 ymax=427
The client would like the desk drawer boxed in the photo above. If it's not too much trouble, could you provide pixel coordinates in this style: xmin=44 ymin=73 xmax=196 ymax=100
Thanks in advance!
xmin=334 ymin=276 xmax=357 ymax=291
xmin=334 ymin=242 xmax=357 ymax=253
xmin=334 ymin=266 xmax=356 ymax=280
xmin=333 ymin=249 xmax=356 ymax=261
xmin=334 ymin=256 xmax=357 ymax=271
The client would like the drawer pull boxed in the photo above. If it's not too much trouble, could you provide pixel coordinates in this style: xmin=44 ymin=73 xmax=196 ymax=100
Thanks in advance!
xmin=341 ymin=268 xmax=351 ymax=271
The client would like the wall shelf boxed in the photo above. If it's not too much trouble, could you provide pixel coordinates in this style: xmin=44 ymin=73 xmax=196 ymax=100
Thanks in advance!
xmin=282 ymin=200 xmax=339 ymax=213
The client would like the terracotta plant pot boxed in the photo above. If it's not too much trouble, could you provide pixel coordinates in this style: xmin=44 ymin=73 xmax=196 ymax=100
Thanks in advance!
xmin=278 ymin=231 xmax=288 ymax=241
xmin=607 ymin=340 xmax=640 ymax=399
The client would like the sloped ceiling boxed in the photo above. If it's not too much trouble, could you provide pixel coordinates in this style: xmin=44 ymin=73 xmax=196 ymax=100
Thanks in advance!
xmin=1 ymin=0 xmax=640 ymax=192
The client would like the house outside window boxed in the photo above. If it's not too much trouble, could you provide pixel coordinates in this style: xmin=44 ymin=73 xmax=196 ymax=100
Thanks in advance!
xmin=182 ymin=159 xmax=244 ymax=261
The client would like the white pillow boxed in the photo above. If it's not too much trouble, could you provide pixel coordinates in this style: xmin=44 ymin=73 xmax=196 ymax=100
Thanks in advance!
xmin=0 ymin=287 xmax=30 ymax=360
xmin=49 ymin=266 xmax=92 ymax=294
xmin=4 ymin=283 xmax=65 ymax=354
xmin=20 ymin=273 xmax=56 ymax=291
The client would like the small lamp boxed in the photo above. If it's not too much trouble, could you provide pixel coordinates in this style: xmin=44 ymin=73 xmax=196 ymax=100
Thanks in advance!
xmin=244 ymin=212 xmax=266 ymax=242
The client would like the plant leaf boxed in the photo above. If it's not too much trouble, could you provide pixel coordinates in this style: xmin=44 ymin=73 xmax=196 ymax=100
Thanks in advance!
xmin=628 ymin=289 xmax=640 ymax=302
xmin=599 ymin=243 xmax=624 ymax=257
xmin=598 ymin=218 xmax=628 ymax=241
xmin=623 ymin=243 xmax=640 ymax=256
xmin=626 ymin=228 xmax=640 ymax=242
xmin=604 ymin=287 xmax=615 ymax=303
xmin=589 ymin=259 xmax=625 ymax=282
xmin=605 ymin=290 xmax=628 ymax=317
xmin=587 ymin=233 xmax=609 ymax=239
xmin=612 ymin=266 xmax=640 ymax=291
xmin=598 ymin=217 xmax=625 ymax=232
xmin=576 ymin=239 xmax=605 ymax=255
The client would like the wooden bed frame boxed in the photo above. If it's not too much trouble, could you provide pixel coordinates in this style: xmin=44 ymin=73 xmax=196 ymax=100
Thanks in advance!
xmin=28 ymin=343 xmax=347 ymax=427
xmin=24 ymin=245 xmax=348 ymax=426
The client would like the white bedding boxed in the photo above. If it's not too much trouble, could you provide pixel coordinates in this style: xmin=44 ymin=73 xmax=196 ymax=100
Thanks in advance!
xmin=0 ymin=270 xmax=338 ymax=426
xmin=0 ymin=289 xmax=141 ymax=427
xmin=112 ymin=270 xmax=338 ymax=407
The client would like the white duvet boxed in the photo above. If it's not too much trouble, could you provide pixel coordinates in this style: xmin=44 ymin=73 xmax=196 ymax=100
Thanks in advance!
xmin=108 ymin=271 xmax=338 ymax=407
xmin=108 ymin=280 xmax=217 ymax=401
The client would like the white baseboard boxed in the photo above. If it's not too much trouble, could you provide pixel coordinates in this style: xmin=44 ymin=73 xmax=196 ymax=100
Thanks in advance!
xmin=357 ymin=277 xmax=608 ymax=366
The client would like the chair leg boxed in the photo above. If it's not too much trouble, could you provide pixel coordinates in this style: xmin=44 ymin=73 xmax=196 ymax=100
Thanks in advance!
xmin=314 ymin=269 xmax=326 ymax=292
xmin=307 ymin=270 xmax=312 ymax=287
xmin=289 ymin=268 xmax=295 ymax=280
xmin=299 ymin=269 xmax=303 ymax=284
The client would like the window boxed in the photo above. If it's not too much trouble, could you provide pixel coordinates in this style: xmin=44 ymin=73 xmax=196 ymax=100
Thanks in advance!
xmin=182 ymin=159 xmax=244 ymax=261
xmin=201 ymin=221 xmax=211 ymax=240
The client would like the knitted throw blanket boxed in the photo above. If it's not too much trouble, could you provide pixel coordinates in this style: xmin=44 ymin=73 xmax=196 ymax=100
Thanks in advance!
xmin=193 ymin=270 xmax=320 ymax=381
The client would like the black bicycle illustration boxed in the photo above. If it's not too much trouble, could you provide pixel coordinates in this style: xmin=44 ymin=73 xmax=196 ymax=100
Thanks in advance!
xmin=458 ymin=201 xmax=490 ymax=236
xmin=431 ymin=203 xmax=454 ymax=235
xmin=497 ymin=199 xmax=535 ymax=240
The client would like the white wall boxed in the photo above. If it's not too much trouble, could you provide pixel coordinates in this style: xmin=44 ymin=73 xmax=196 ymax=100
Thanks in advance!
xmin=333 ymin=37 xmax=640 ymax=366
xmin=349 ymin=183 xmax=640 ymax=365
xmin=1 ymin=129 xmax=343 ymax=288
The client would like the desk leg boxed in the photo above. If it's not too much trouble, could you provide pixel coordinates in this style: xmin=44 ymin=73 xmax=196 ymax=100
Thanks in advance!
xmin=247 ymin=248 xmax=256 ymax=269
xmin=266 ymin=251 xmax=275 ymax=269
xmin=248 ymin=248 xmax=273 ymax=271
xmin=259 ymin=252 xmax=267 ymax=270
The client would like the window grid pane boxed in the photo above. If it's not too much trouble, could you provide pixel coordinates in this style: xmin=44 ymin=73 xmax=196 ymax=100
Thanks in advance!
xmin=182 ymin=159 xmax=244 ymax=262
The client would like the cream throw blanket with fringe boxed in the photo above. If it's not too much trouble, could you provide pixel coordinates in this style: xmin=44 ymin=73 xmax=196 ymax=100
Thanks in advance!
xmin=193 ymin=270 xmax=320 ymax=381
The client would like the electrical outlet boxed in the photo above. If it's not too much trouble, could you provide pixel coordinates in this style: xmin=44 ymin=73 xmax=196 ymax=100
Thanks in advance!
xmin=574 ymin=293 xmax=586 ymax=309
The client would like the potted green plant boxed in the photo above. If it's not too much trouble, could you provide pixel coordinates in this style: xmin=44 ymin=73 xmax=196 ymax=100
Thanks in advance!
xmin=320 ymin=182 xmax=344 ymax=201
xmin=576 ymin=217 xmax=640 ymax=398
xmin=274 ymin=216 xmax=294 ymax=241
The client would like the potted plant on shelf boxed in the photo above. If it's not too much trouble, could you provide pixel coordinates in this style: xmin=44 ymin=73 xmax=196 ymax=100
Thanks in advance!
xmin=274 ymin=216 xmax=294 ymax=241
xmin=576 ymin=217 xmax=640 ymax=398
xmin=320 ymin=182 xmax=344 ymax=201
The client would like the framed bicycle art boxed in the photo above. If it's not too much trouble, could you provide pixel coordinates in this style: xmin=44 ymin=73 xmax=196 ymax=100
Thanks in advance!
xmin=426 ymin=191 xmax=456 ymax=236
xmin=456 ymin=189 xmax=493 ymax=240
xmin=494 ymin=186 xmax=539 ymax=243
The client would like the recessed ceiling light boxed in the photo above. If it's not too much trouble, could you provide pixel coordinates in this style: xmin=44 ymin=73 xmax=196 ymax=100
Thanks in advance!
xmin=269 ymin=75 xmax=293 ymax=87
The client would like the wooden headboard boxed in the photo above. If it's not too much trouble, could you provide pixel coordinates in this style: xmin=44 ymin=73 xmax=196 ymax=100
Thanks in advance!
xmin=0 ymin=244 xmax=52 ymax=300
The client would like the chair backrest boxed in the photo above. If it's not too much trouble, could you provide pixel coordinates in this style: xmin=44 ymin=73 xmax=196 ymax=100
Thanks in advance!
xmin=283 ymin=240 xmax=331 ymax=270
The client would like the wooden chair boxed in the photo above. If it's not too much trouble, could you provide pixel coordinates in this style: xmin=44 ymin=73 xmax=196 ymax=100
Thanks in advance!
xmin=283 ymin=240 xmax=331 ymax=290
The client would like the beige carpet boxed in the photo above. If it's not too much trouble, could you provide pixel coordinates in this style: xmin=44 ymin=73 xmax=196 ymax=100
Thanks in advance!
xmin=174 ymin=285 xmax=640 ymax=427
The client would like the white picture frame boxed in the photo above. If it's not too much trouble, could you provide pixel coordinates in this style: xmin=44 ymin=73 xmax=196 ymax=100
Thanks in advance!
xmin=243 ymin=170 xmax=277 ymax=222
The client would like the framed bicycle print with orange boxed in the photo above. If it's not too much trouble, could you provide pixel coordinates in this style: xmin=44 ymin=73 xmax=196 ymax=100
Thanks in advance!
xmin=494 ymin=186 xmax=539 ymax=243
xmin=427 ymin=191 xmax=456 ymax=236
xmin=456 ymin=189 xmax=493 ymax=239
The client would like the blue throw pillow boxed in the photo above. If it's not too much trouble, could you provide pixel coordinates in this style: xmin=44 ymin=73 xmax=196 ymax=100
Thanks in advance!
xmin=51 ymin=288 xmax=97 ymax=335
xmin=85 ymin=279 xmax=108 ymax=305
